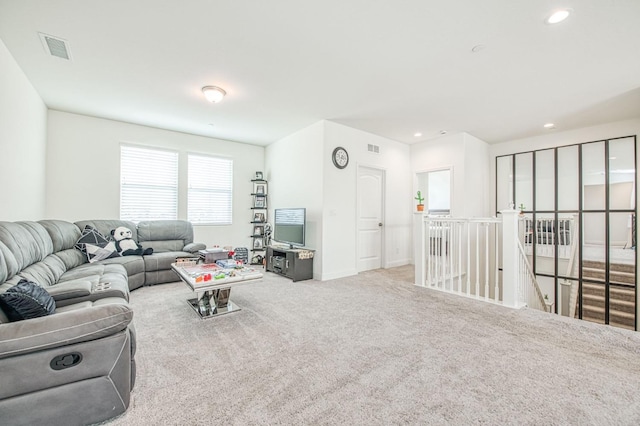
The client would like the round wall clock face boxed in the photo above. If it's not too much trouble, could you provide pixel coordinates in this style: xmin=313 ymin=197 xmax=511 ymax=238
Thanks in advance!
xmin=332 ymin=147 xmax=349 ymax=169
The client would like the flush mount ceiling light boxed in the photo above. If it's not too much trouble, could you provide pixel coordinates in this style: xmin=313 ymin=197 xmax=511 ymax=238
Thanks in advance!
xmin=546 ymin=9 xmax=571 ymax=24
xmin=202 ymin=86 xmax=226 ymax=103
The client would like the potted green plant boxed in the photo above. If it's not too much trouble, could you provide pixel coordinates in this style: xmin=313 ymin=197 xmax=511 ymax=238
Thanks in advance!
xmin=518 ymin=203 xmax=526 ymax=216
xmin=415 ymin=191 xmax=425 ymax=212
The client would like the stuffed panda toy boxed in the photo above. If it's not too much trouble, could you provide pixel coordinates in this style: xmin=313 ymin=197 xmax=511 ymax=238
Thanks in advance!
xmin=111 ymin=226 xmax=153 ymax=256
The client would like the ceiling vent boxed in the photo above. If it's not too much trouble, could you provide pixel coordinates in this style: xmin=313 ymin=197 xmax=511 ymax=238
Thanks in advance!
xmin=367 ymin=144 xmax=380 ymax=154
xmin=38 ymin=32 xmax=71 ymax=60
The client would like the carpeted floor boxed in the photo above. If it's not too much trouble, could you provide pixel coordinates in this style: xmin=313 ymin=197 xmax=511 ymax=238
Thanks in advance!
xmin=104 ymin=266 xmax=640 ymax=425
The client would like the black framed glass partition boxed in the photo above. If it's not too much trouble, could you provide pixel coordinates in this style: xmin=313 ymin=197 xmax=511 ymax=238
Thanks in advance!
xmin=496 ymin=136 xmax=637 ymax=331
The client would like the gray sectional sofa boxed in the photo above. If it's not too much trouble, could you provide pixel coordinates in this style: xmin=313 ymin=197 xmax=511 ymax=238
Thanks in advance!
xmin=0 ymin=219 xmax=205 ymax=426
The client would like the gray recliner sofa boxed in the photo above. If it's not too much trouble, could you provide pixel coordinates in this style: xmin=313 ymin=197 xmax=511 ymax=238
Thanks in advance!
xmin=0 ymin=219 xmax=205 ymax=426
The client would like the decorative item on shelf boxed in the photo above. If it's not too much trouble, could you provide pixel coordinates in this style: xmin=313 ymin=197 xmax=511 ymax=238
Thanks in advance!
xmin=253 ymin=225 xmax=264 ymax=236
xmin=255 ymin=184 xmax=265 ymax=194
xmin=253 ymin=238 xmax=263 ymax=249
xmin=255 ymin=171 xmax=263 ymax=180
xmin=253 ymin=212 xmax=265 ymax=223
xmin=264 ymin=223 xmax=272 ymax=246
xmin=415 ymin=191 xmax=425 ymax=212
xmin=254 ymin=195 xmax=266 ymax=208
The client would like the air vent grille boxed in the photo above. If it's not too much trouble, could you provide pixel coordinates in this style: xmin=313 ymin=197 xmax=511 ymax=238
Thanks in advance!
xmin=367 ymin=144 xmax=380 ymax=153
xmin=38 ymin=32 xmax=71 ymax=60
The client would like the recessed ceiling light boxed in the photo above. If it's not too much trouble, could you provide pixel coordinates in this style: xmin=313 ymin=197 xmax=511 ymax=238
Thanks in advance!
xmin=414 ymin=132 xmax=422 ymax=137
xmin=546 ymin=9 xmax=571 ymax=24
xmin=543 ymin=123 xmax=555 ymax=129
xmin=202 ymin=86 xmax=226 ymax=103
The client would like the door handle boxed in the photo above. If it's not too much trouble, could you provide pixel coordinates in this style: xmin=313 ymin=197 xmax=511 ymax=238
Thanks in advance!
xmin=378 ymin=223 xmax=383 ymax=227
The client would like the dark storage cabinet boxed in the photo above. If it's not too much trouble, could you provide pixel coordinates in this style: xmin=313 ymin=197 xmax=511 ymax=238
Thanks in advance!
xmin=266 ymin=246 xmax=314 ymax=282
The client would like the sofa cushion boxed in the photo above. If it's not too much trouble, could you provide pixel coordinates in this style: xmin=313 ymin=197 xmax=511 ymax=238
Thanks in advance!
xmin=38 ymin=220 xmax=82 ymax=253
xmin=137 ymin=220 xmax=194 ymax=251
xmin=0 ymin=279 xmax=56 ymax=322
xmin=17 ymin=254 xmax=67 ymax=288
xmin=0 ymin=222 xmax=53 ymax=281
xmin=57 ymin=262 xmax=129 ymax=304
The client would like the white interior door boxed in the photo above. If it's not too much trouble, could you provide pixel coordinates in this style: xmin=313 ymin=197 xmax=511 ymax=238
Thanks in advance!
xmin=357 ymin=166 xmax=384 ymax=272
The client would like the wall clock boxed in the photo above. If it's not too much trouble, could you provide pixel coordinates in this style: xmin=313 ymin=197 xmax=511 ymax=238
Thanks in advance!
xmin=332 ymin=146 xmax=349 ymax=169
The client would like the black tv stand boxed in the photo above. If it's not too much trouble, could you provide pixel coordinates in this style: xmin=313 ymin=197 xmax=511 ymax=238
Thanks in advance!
xmin=266 ymin=246 xmax=314 ymax=282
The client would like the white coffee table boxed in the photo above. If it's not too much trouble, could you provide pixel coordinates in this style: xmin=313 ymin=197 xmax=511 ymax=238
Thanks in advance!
xmin=171 ymin=263 xmax=263 ymax=318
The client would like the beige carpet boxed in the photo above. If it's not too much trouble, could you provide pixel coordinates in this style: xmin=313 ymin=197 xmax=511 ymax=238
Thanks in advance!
xmin=103 ymin=266 xmax=640 ymax=425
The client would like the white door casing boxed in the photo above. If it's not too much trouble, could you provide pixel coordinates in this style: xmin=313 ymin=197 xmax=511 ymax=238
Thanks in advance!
xmin=357 ymin=166 xmax=384 ymax=272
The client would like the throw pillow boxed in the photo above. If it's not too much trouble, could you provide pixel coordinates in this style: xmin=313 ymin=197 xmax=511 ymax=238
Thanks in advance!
xmin=75 ymin=225 xmax=120 ymax=262
xmin=75 ymin=225 xmax=108 ymax=253
xmin=85 ymin=241 xmax=119 ymax=263
xmin=0 ymin=279 xmax=56 ymax=322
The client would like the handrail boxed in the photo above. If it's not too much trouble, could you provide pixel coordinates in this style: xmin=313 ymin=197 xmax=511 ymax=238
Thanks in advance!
xmin=517 ymin=239 xmax=546 ymax=311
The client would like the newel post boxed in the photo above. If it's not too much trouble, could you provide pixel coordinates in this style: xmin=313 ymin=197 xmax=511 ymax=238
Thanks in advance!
xmin=414 ymin=213 xmax=426 ymax=286
xmin=501 ymin=209 xmax=520 ymax=308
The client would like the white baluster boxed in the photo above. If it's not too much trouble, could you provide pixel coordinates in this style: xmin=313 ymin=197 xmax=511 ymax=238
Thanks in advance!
xmin=484 ymin=223 xmax=489 ymax=300
xmin=466 ymin=221 xmax=471 ymax=296
xmin=494 ymin=223 xmax=500 ymax=302
xmin=458 ymin=221 xmax=462 ymax=293
xmin=475 ymin=223 xmax=480 ymax=298
xmin=449 ymin=222 xmax=454 ymax=292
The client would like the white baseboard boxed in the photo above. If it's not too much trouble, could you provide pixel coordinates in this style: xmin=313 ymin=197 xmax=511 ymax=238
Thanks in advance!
xmin=385 ymin=258 xmax=410 ymax=268
xmin=318 ymin=269 xmax=358 ymax=281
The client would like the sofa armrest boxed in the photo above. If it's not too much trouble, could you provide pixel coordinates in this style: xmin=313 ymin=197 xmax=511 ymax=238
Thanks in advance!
xmin=0 ymin=303 xmax=133 ymax=359
xmin=47 ymin=281 xmax=92 ymax=301
xmin=183 ymin=242 xmax=206 ymax=253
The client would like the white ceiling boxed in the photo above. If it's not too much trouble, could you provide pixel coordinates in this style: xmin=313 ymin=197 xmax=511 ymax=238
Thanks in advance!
xmin=1 ymin=0 xmax=639 ymax=146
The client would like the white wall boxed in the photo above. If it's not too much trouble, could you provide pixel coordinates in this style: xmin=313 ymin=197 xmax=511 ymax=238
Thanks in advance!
xmin=0 ymin=38 xmax=47 ymax=221
xmin=46 ymin=110 xmax=264 ymax=247
xmin=266 ymin=120 xmax=412 ymax=281
xmin=323 ymin=121 xmax=412 ymax=279
xmin=265 ymin=121 xmax=324 ymax=277
xmin=410 ymin=132 xmax=491 ymax=218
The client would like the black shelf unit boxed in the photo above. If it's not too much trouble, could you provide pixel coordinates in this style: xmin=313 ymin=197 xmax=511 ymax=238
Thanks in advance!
xmin=250 ymin=178 xmax=268 ymax=265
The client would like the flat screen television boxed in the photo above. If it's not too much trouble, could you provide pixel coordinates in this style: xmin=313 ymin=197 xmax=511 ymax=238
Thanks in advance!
xmin=274 ymin=208 xmax=306 ymax=248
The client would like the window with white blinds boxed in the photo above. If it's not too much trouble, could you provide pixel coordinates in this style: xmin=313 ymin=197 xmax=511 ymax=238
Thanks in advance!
xmin=120 ymin=145 xmax=178 ymax=222
xmin=188 ymin=154 xmax=233 ymax=225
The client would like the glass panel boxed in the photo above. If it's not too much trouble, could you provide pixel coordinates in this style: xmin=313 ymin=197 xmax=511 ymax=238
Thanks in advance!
xmin=515 ymin=152 xmax=533 ymax=212
xmin=557 ymin=145 xmax=579 ymax=211
xmin=557 ymin=214 xmax=580 ymax=279
xmin=534 ymin=213 xmax=556 ymax=275
xmin=608 ymin=211 xmax=635 ymax=329
xmin=536 ymin=275 xmax=555 ymax=311
xmin=496 ymin=156 xmax=513 ymax=212
xmin=582 ymin=142 xmax=606 ymax=210
xmin=581 ymin=213 xmax=606 ymax=325
xmin=608 ymin=137 xmax=636 ymax=211
xmin=535 ymin=149 xmax=555 ymax=211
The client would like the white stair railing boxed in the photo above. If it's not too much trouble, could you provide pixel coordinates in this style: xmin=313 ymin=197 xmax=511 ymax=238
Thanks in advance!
xmin=517 ymin=239 xmax=547 ymax=312
xmin=416 ymin=216 xmax=501 ymax=301
xmin=414 ymin=209 xmax=539 ymax=310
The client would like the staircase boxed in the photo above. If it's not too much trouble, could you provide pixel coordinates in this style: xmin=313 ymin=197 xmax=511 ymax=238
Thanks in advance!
xmin=580 ymin=260 xmax=636 ymax=330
